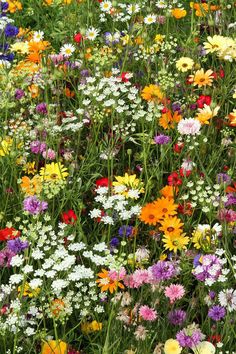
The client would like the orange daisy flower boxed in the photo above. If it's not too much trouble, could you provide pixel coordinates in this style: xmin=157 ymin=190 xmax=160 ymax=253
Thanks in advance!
xmin=189 ymin=69 xmax=214 ymax=87
xmin=96 ymin=269 xmax=125 ymax=294
xmin=139 ymin=203 xmax=162 ymax=225
xmin=141 ymin=84 xmax=164 ymax=103
xmin=153 ymin=197 xmax=178 ymax=219
xmin=160 ymin=185 xmax=179 ymax=199
xmin=159 ymin=110 xmax=182 ymax=130
xmin=159 ymin=216 xmax=184 ymax=236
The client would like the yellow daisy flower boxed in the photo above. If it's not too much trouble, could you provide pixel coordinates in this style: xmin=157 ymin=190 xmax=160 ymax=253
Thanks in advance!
xmin=40 ymin=162 xmax=68 ymax=182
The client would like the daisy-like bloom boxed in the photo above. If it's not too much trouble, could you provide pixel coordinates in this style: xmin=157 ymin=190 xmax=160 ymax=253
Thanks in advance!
xmin=18 ymin=282 xmax=40 ymax=298
xmin=39 ymin=162 xmax=68 ymax=182
xmin=139 ymin=305 xmax=157 ymax=321
xmin=159 ymin=216 xmax=184 ymax=237
xmin=203 ymin=35 xmax=225 ymax=54
xmin=100 ymin=0 xmax=112 ymax=12
xmin=189 ymin=69 xmax=214 ymax=87
xmin=159 ymin=110 xmax=182 ymax=130
xmin=153 ymin=197 xmax=178 ymax=219
xmin=195 ymin=105 xmax=220 ymax=125
xmin=141 ymin=84 xmax=164 ymax=102
xmin=60 ymin=43 xmax=75 ymax=57
xmin=163 ymin=233 xmax=189 ymax=253
xmin=113 ymin=173 xmax=144 ymax=199
xmin=164 ymin=339 xmax=182 ymax=354
xmin=176 ymin=57 xmax=194 ymax=72
xmin=192 ymin=341 xmax=216 ymax=354
xmin=86 ymin=27 xmax=99 ymax=41
xmin=177 ymin=118 xmax=201 ymax=136
xmin=127 ymin=4 xmax=140 ymax=15
xmin=41 ymin=340 xmax=67 ymax=354
xmin=144 ymin=14 xmax=156 ymax=25
xmin=139 ymin=203 xmax=162 ymax=225
xmin=96 ymin=269 xmax=125 ymax=294
xmin=164 ymin=284 xmax=185 ymax=304
xmin=33 ymin=30 xmax=44 ymax=42
xmin=10 ymin=42 xmax=29 ymax=54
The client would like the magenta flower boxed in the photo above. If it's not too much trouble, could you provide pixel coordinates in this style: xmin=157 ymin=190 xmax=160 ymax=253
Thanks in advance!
xmin=164 ymin=284 xmax=185 ymax=304
xmin=139 ymin=305 xmax=157 ymax=321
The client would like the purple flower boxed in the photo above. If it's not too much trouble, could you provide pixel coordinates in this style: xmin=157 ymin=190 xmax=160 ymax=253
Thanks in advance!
xmin=225 ymin=193 xmax=236 ymax=207
xmin=193 ymin=254 xmax=222 ymax=284
xmin=118 ymin=225 xmax=133 ymax=237
xmin=0 ymin=249 xmax=16 ymax=268
xmin=172 ymin=103 xmax=181 ymax=112
xmin=209 ymin=291 xmax=216 ymax=300
xmin=176 ymin=325 xmax=204 ymax=348
xmin=30 ymin=140 xmax=47 ymax=154
xmin=110 ymin=237 xmax=120 ymax=248
xmin=15 ymin=89 xmax=25 ymax=100
xmin=23 ymin=196 xmax=48 ymax=215
xmin=150 ymin=260 xmax=179 ymax=281
xmin=7 ymin=238 xmax=29 ymax=254
xmin=154 ymin=134 xmax=171 ymax=145
xmin=168 ymin=309 xmax=186 ymax=325
xmin=208 ymin=305 xmax=226 ymax=321
xmin=4 ymin=24 xmax=19 ymax=37
xmin=36 ymin=103 xmax=47 ymax=114
xmin=217 ymin=173 xmax=231 ymax=185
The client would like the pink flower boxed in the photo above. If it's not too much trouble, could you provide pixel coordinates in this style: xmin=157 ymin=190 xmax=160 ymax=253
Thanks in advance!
xmin=139 ymin=305 xmax=157 ymax=321
xmin=108 ymin=267 xmax=126 ymax=281
xmin=42 ymin=148 xmax=56 ymax=160
xmin=164 ymin=284 xmax=185 ymax=304
xmin=177 ymin=118 xmax=201 ymax=136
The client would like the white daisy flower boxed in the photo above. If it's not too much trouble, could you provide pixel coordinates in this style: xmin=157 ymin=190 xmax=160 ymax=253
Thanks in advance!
xmin=100 ymin=1 xmax=112 ymax=12
xmin=33 ymin=30 xmax=44 ymax=42
xmin=60 ymin=43 xmax=76 ymax=57
xmin=86 ymin=27 xmax=100 ymax=41
xmin=144 ymin=14 xmax=157 ymax=25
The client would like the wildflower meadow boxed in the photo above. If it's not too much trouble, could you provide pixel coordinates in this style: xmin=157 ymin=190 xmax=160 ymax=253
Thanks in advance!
xmin=0 ymin=0 xmax=236 ymax=353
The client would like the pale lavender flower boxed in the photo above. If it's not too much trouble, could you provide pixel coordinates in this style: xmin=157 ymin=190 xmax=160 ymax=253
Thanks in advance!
xmin=154 ymin=134 xmax=171 ymax=145
xmin=30 ymin=140 xmax=47 ymax=154
xmin=176 ymin=324 xmax=205 ymax=348
xmin=23 ymin=196 xmax=48 ymax=215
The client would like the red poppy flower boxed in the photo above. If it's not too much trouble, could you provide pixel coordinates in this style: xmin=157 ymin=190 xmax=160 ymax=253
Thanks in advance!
xmin=0 ymin=228 xmax=20 ymax=241
xmin=74 ymin=33 xmax=83 ymax=44
xmin=196 ymin=95 xmax=211 ymax=109
xmin=95 ymin=177 xmax=111 ymax=188
xmin=168 ymin=172 xmax=182 ymax=186
xmin=61 ymin=210 xmax=77 ymax=225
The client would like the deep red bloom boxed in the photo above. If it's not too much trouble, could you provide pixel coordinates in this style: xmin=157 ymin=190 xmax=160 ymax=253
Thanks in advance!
xmin=74 ymin=33 xmax=83 ymax=44
xmin=178 ymin=202 xmax=193 ymax=215
xmin=197 ymin=95 xmax=211 ymax=109
xmin=219 ymin=68 xmax=225 ymax=78
xmin=168 ymin=172 xmax=182 ymax=186
xmin=173 ymin=142 xmax=184 ymax=153
xmin=61 ymin=210 xmax=77 ymax=225
xmin=118 ymin=72 xmax=130 ymax=83
xmin=208 ymin=334 xmax=221 ymax=345
xmin=179 ymin=168 xmax=191 ymax=178
xmin=0 ymin=228 xmax=20 ymax=241
xmin=95 ymin=177 xmax=111 ymax=188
